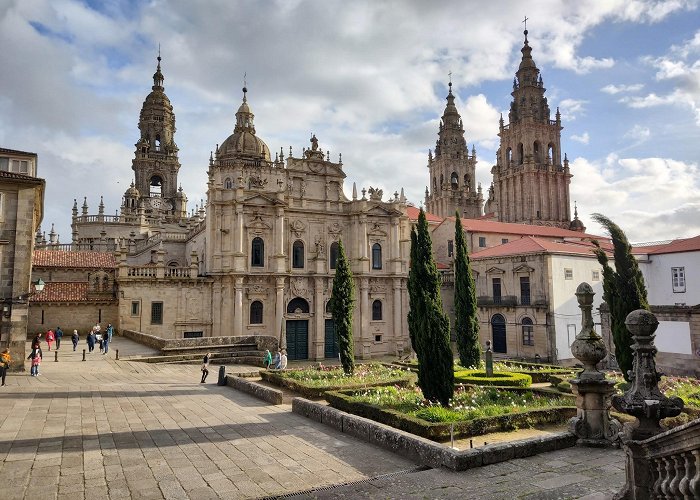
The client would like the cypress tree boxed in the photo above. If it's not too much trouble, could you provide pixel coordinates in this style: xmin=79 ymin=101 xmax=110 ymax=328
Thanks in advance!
xmin=453 ymin=212 xmax=481 ymax=368
xmin=407 ymin=227 xmax=419 ymax=353
xmin=330 ymin=240 xmax=355 ymax=375
xmin=591 ymin=213 xmax=649 ymax=381
xmin=409 ymin=209 xmax=454 ymax=406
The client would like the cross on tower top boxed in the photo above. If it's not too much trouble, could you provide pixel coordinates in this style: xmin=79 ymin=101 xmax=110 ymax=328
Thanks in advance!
xmin=522 ymin=15 xmax=528 ymax=31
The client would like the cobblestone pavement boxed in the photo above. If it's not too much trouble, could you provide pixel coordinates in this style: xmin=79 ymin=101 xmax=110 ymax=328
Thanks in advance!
xmin=0 ymin=336 xmax=626 ymax=499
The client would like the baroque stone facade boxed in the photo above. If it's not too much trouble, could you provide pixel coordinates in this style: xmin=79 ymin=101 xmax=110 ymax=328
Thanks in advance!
xmin=41 ymin=58 xmax=411 ymax=361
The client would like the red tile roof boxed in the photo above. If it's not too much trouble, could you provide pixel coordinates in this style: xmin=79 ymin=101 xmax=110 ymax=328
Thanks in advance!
xmin=30 ymin=282 xmax=114 ymax=303
xmin=470 ymin=236 xmax=610 ymax=259
xmin=405 ymin=206 xmax=444 ymax=223
xmin=648 ymin=234 xmax=700 ymax=255
xmin=33 ymin=250 xmax=116 ymax=269
xmin=437 ymin=216 xmax=605 ymax=240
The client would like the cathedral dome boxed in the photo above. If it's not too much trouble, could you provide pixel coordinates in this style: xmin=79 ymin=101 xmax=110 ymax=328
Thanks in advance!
xmin=124 ymin=182 xmax=140 ymax=198
xmin=218 ymin=87 xmax=271 ymax=162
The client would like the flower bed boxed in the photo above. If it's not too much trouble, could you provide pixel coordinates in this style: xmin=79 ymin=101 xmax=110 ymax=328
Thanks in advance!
xmin=325 ymin=385 xmax=575 ymax=441
xmin=454 ymin=370 xmax=532 ymax=388
xmin=260 ymin=364 xmax=414 ymax=399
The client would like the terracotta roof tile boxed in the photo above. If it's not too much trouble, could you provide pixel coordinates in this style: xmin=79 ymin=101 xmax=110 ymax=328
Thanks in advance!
xmin=405 ymin=206 xmax=444 ymax=223
xmin=470 ymin=236 xmax=610 ymax=259
xmin=30 ymin=282 xmax=113 ymax=303
xmin=648 ymin=234 xmax=700 ymax=255
xmin=33 ymin=250 xmax=116 ymax=269
xmin=438 ymin=216 xmax=605 ymax=239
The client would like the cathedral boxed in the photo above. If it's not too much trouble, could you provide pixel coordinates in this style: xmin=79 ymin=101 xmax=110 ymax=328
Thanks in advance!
xmin=31 ymin=28 xmax=583 ymax=361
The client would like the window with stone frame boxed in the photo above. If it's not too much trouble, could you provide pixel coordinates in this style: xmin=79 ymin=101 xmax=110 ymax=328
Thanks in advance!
xmin=521 ymin=317 xmax=534 ymax=346
xmin=372 ymin=243 xmax=382 ymax=270
xmin=564 ymin=268 xmax=573 ymax=280
xmin=672 ymin=267 xmax=686 ymax=293
xmin=329 ymin=242 xmax=339 ymax=269
xmin=131 ymin=301 xmax=140 ymax=316
xmin=447 ymin=240 xmax=454 ymax=257
xmin=292 ymin=240 xmax=305 ymax=269
xmin=479 ymin=237 xmax=486 ymax=247
xmin=251 ymin=237 xmax=264 ymax=267
xmin=250 ymin=301 xmax=263 ymax=324
xmin=372 ymin=300 xmax=383 ymax=321
xmin=151 ymin=302 xmax=163 ymax=325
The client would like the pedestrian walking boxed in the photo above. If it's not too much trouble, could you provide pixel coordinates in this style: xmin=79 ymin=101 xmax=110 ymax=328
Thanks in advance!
xmin=27 ymin=345 xmax=42 ymax=376
xmin=103 ymin=332 xmax=110 ymax=354
xmin=201 ymin=353 xmax=211 ymax=383
xmin=263 ymin=349 xmax=272 ymax=369
xmin=279 ymin=350 xmax=288 ymax=370
xmin=106 ymin=323 xmax=114 ymax=342
xmin=55 ymin=327 xmax=63 ymax=350
xmin=87 ymin=331 xmax=95 ymax=353
xmin=72 ymin=330 xmax=79 ymax=351
xmin=45 ymin=329 xmax=55 ymax=351
xmin=0 ymin=348 xmax=11 ymax=386
xmin=32 ymin=332 xmax=42 ymax=347
xmin=98 ymin=333 xmax=104 ymax=353
xmin=273 ymin=349 xmax=281 ymax=369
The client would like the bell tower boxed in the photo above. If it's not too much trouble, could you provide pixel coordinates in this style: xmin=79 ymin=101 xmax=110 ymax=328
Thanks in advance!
xmin=425 ymin=80 xmax=483 ymax=219
xmin=486 ymin=28 xmax=572 ymax=228
xmin=130 ymin=54 xmax=184 ymax=219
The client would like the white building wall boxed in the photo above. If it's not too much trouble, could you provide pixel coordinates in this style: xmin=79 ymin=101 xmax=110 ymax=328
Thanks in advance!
xmin=646 ymin=251 xmax=700 ymax=306
xmin=549 ymin=254 xmax=605 ymax=362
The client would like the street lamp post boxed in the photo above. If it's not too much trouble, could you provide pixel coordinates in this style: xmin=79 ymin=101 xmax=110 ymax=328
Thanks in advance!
xmin=2 ymin=278 xmax=45 ymax=318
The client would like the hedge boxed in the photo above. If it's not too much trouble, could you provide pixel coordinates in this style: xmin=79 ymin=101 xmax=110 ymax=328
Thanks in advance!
xmin=454 ymin=370 xmax=532 ymax=388
xmin=259 ymin=370 xmax=413 ymax=399
xmin=324 ymin=389 xmax=575 ymax=441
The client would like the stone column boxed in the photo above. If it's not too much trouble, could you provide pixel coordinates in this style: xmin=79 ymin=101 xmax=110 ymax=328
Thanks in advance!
xmin=360 ymin=278 xmax=370 ymax=358
xmin=568 ymin=282 xmax=621 ymax=446
xmin=275 ymin=277 xmax=285 ymax=349
xmin=314 ymin=278 xmax=324 ymax=360
xmin=392 ymin=278 xmax=401 ymax=352
xmin=233 ymin=277 xmax=244 ymax=337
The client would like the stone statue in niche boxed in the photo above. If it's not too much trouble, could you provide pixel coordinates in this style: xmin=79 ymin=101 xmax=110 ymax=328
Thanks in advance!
xmin=315 ymin=235 xmax=326 ymax=255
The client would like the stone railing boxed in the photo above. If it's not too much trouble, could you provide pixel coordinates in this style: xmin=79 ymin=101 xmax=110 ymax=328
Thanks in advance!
xmin=165 ymin=267 xmax=193 ymax=278
xmin=133 ymin=234 xmax=163 ymax=253
xmin=622 ymin=418 xmax=700 ymax=499
xmin=126 ymin=267 xmax=157 ymax=278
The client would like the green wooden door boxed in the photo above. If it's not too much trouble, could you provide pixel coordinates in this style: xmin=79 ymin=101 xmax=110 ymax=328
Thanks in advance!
xmin=324 ymin=319 xmax=338 ymax=359
xmin=285 ymin=320 xmax=308 ymax=360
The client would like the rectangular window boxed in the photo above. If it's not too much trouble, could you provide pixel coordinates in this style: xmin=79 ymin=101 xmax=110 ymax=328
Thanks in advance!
xmin=492 ymin=277 xmax=502 ymax=304
xmin=520 ymin=276 xmax=530 ymax=305
xmin=0 ymin=158 xmax=7 ymax=171
xmin=501 ymin=238 xmax=509 ymax=244
xmin=131 ymin=301 xmax=140 ymax=316
xmin=184 ymin=331 xmax=203 ymax=338
xmin=522 ymin=325 xmax=534 ymax=346
xmin=11 ymin=160 xmax=19 ymax=172
xmin=447 ymin=240 xmax=454 ymax=257
xmin=564 ymin=269 xmax=573 ymax=280
xmin=672 ymin=267 xmax=686 ymax=293
xmin=19 ymin=161 xmax=28 ymax=174
xmin=592 ymin=270 xmax=600 ymax=281
xmin=151 ymin=302 xmax=163 ymax=325
xmin=567 ymin=324 xmax=577 ymax=346
xmin=479 ymin=237 xmax=486 ymax=248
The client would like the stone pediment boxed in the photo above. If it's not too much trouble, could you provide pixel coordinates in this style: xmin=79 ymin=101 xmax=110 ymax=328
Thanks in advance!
xmin=367 ymin=222 xmax=388 ymax=237
xmin=242 ymin=193 xmax=284 ymax=206
xmin=486 ymin=266 xmax=506 ymax=275
xmin=364 ymin=204 xmax=401 ymax=217
xmin=245 ymin=214 xmax=272 ymax=232
xmin=513 ymin=264 xmax=535 ymax=274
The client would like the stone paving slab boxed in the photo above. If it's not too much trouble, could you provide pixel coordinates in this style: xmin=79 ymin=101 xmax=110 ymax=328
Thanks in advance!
xmin=0 ymin=336 xmax=626 ymax=499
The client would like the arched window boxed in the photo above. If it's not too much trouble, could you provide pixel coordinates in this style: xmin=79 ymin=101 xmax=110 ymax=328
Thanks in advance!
xmin=325 ymin=301 xmax=333 ymax=315
xmin=518 ymin=143 xmax=524 ymax=164
xmin=522 ymin=317 xmax=534 ymax=346
xmin=547 ymin=144 xmax=554 ymax=164
xmin=463 ymin=174 xmax=470 ymax=190
xmin=372 ymin=300 xmax=382 ymax=321
xmin=440 ymin=174 xmax=444 ymax=189
xmin=292 ymin=240 xmax=304 ymax=269
xmin=250 ymin=301 xmax=263 ymax=324
xmin=372 ymin=243 xmax=382 ymax=270
xmin=491 ymin=314 xmax=507 ymax=353
xmin=251 ymin=237 xmax=264 ymax=267
xmin=533 ymin=141 xmax=541 ymax=163
xmin=450 ymin=172 xmax=458 ymax=189
xmin=329 ymin=241 xmax=339 ymax=269
xmin=506 ymin=147 xmax=512 ymax=164
xmin=287 ymin=297 xmax=309 ymax=314
xmin=155 ymin=135 xmax=161 ymax=152
xmin=224 ymin=178 xmax=233 ymax=189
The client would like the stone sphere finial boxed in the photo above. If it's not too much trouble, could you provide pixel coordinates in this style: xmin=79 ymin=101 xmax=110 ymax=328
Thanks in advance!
xmin=625 ymin=309 xmax=658 ymax=338
xmin=575 ymin=282 xmax=594 ymax=306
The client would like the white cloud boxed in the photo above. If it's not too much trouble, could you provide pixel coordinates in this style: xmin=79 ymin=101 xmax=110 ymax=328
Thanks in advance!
xmin=624 ymin=125 xmax=651 ymax=141
xmin=601 ymin=83 xmax=644 ymax=94
xmin=571 ymin=132 xmax=590 ymax=144
xmin=558 ymin=98 xmax=587 ymax=120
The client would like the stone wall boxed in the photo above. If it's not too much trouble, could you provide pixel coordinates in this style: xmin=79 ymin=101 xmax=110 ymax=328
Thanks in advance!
xmin=121 ymin=329 xmax=278 ymax=352
xmin=28 ymin=303 xmax=118 ymax=337
xmin=226 ymin=376 xmax=283 ymax=405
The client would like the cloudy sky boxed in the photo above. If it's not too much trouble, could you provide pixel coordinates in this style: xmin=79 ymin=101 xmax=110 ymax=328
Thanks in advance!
xmin=2 ymin=0 xmax=700 ymax=243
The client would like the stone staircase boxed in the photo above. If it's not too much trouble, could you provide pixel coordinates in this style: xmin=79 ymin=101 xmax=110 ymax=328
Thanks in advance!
xmin=134 ymin=343 xmax=265 ymax=366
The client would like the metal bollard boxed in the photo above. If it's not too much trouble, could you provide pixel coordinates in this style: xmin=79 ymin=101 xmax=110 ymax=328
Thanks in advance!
xmin=217 ymin=365 xmax=227 ymax=386
xmin=55 ymin=351 xmax=58 ymax=362
xmin=82 ymin=349 xmax=86 ymax=361
xmin=115 ymin=349 xmax=119 ymax=360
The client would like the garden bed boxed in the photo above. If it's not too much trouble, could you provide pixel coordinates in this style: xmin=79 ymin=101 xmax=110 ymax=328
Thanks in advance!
xmin=259 ymin=364 xmax=414 ymax=399
xmin=454 ymin=370 xmax=532 ymax=387
xmin=325 ymin=386 xmax=576 ymax=441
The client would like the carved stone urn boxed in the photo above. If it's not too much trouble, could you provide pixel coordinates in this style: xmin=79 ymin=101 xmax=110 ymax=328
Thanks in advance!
xmin=570 ymin=282 xmax=607 ymax=381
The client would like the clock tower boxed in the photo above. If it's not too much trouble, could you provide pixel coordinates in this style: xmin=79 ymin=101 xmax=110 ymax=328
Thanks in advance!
xmin=128 ymin=54 xmax=187 ymax=220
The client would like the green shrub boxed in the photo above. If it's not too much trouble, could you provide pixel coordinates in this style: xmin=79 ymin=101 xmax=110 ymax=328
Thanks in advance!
xmin=454 ymin=370 xmax=532 ymax=388
xmin=414 ymin=406 xmax=464 ymax=423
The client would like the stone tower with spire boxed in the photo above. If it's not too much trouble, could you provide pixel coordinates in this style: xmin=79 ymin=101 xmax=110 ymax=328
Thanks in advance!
xmin=425 ymin=82 xmax=483 ymax=219
xmin=128 ymin=54 xmax=187 ymax=220
xmin=484 ymin=29 xmax=572 ymax=228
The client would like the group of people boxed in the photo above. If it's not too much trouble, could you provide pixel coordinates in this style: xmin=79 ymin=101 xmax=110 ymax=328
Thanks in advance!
xmin=28 ymin=332 xmax=44 ymax=376
xmin=264 ymin=349 xmax=288 ymax=370
xmin=85 ymin=323 xmax=114 ymax=354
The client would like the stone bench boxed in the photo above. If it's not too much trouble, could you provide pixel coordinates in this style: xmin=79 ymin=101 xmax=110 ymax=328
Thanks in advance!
xmin=227 ymin=376 xmax=284 ymax=405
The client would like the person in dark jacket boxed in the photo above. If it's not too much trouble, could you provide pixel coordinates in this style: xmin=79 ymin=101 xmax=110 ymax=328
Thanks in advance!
xmin=87 ymin=332 xmax=95 ymax=353
xmin=55 ymin=327 xmax=63 ymax=350
xmin=72 ymin=330 xmax=79 ymax=351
